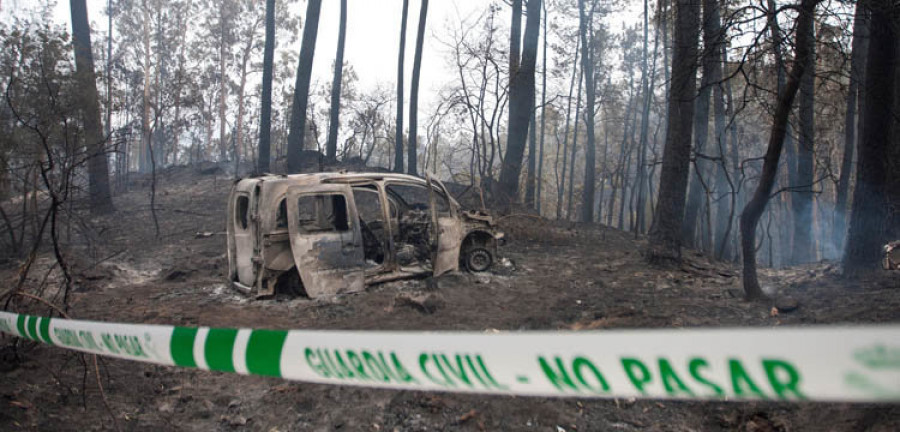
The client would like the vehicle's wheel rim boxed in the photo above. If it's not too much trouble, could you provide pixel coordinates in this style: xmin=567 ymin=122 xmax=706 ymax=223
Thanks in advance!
xmin=468 ymin=249 xmax=491 ymax=272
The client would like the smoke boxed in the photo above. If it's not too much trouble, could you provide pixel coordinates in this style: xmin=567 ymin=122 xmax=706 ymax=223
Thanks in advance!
xmin=815 ymin=197 xmax=845 ymax=263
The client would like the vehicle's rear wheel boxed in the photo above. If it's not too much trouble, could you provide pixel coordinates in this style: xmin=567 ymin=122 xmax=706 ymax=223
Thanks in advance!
xmin=464 ymin=247 xmax=493 ymax=272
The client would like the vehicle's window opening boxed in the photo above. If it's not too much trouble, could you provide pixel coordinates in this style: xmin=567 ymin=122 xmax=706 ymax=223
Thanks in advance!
xmin=353 ymin=186 xmax=387 ymax=265
xmin=385 ymin=183 xmax=442 ymax=267
xmin=276 ymin=199 xmax=288 ymax=229
xmin=296 ymin=194 xmax=350 ymax=233
xmin=353 ymin=186 xmax=381 ymax=216
xmin=387 ymin=183 xmax=450 ymax=214
xmin=236 ymin=195 xmax=250 ymax=230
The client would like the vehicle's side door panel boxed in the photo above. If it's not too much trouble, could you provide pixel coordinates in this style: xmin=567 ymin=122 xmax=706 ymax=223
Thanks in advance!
xmin=232 ymin=191 xmax=257 ymax=287
xmin=286 ymin=184 xmax=366 ymax=298
xmin=428 ymin=175 xmax=462 ymax=276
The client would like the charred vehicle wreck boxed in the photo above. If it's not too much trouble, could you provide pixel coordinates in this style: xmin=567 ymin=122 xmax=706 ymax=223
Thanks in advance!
xmin=226 ymin=173 xmax=503 ymax=298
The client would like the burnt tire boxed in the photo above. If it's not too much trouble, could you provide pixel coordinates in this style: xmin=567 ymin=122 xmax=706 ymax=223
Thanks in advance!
xmin=464 ymin=247 xmax=493 ymax=272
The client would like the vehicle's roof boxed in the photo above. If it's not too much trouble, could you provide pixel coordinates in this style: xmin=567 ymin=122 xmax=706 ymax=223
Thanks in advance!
xmin=232 ymin=172 xmax=459 ymax=206
xmin=241 ymin=172 xmax=429 ymax=185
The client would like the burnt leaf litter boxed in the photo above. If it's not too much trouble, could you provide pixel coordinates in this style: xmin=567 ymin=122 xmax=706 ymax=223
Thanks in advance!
xmin=2 ymin=165 xmax=899 ymax=431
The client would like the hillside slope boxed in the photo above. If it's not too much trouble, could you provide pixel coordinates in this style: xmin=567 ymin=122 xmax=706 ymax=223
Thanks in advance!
xmin=2 ymin=164 xmax=899 ymax=431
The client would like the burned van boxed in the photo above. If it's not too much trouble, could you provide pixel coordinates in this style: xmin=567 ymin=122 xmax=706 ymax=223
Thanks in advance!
xmin=226 ymin=172 xmax=503 ymax=298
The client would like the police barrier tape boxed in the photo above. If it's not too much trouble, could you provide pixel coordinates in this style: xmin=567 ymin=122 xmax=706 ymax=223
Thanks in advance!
xmin=1 ymin=311 xmax=899 ymax=402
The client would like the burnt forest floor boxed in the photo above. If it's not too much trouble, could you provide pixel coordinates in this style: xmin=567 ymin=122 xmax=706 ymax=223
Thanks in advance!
xmin=1 ymin=164 xmax=900 ymax=431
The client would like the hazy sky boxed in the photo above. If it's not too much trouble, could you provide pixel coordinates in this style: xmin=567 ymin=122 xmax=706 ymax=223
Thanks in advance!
xmin=2 ymin=0 xmax=639 ymax=120
xmin=6 ymin=0 xmax=515 ymax=114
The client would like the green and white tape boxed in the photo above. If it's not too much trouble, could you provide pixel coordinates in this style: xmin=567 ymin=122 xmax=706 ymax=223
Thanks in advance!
xmin=1 ymin=311 xmax=899 ymax=402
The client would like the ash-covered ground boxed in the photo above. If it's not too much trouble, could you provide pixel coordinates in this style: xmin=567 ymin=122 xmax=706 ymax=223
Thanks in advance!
xmin=2 ymin=165 xmax=899 ymax=431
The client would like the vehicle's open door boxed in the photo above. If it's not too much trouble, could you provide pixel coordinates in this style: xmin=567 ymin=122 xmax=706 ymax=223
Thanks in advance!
xmin=286 ymin=184 xmax=366 ymax=298
xmin=427 ymin=173 xmax=463 ymax=276
xmin=228 ymin=184 xmax=258 ymax=293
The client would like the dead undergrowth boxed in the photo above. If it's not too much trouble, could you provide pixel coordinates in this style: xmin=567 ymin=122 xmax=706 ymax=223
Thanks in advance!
xmin=1 ymin=164 xmax=899 ymax=431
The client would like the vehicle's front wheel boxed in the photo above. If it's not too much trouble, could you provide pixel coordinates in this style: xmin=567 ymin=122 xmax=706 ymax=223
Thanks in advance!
xmin=464 ymin=247 xmax=493 ymax=272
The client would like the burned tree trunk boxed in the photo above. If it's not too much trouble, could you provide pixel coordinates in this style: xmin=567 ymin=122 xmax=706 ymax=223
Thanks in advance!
xmin=526 ymin=108 xmax=537 ymax=207
xmin=557 ymin=41 xmax=580 ymax=220
xmin=843 ymin=0 xmax=898 ymax=275
xmin=286 ymin=0 xmax=322 ymax=173
xmin=705 ymin=0 xmax=730 ymax=259
xmin=217 ymin=8 xmax=230 ymax=163
xmin=566 ymin=70 xmax=583 ymax=221
xmin=646 ymin=0 xmax=701 ymax=263
xmin=258 ymin=0 xmax=275 ymax=173
xmin=141 ymin=0 xmax=152 ymax=173
xmin=741 ymin=0 xmax=817 ymax=299
xmin=509 ymin=0 xmax=522 ymax=79
xmin=793 ymin=7 xmax=817 ymax=264
xmin=70 ymin=0 xmax=114 ymax=213
xmin=408 ymin=0 xmax=429 ymax=176
xmin=393 ymin=0 xmax=409 ymax=173
xmin=766 ymin=0 xmax=799 ymax=266
xmin=326 ymin=0 xmax=348 ymax=162
xmin=634 ymin=0 xmax=660 ymax=235
xmin=497 ymin=0 xmax=541 ymax=205
xmin=578 ymin=0 xmax=597 ymax=223
xmin=682 ymin=39 xmax=714 ymax=249
xmin=536 ymin=0 xmax=549 ymax=212
xmin=835 ymin=0 xmax=868 ymax=253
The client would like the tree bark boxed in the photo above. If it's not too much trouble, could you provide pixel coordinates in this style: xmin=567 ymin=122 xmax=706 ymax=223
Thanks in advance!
xmin=141 ymin=0 xmax=151 ymax=173
xmin=326 ymin=0 xmax=348 ymax=162
xmin=235 ymin=19 xmax=258 ymax=177
xmin=408 ymin=0 xmax=429 ymax=176
xmin=526 ymin=106 xmax=537 ymax=207
xmin=682 ymin=0 xmax=719 ymax=249
xmin=155 ymin=10 xmax=165 ymax=169
xmin=536 ymin=0 xmax=549 ymax=213
xmin=286 ymin=0 xmax=323 ymax=173
xmin=106 ymin=0 xmax=113 ymax=176
xmin=218 ymin=7 xmax=230 ymax=163
xmin=634 ymin=0 xmax=659 ymax=235
xmin=723 ymin=60 xmax=742 ymax=261
xmin=497 ymin=0 xmax=541 ymax=205
xmin=618 ymin=109 xmax=638 ymax=228
xmin=171 ymin=20 xmax=187 ymax=167
xmin=599 ymin=115 xmax=610 ymax=223
xmin=557 ymin=38 xmax=580 ymax=220
xmin=843 ymin=0 xmax=897 ymax=275
xmin=702 ymin=0 xmax=730 ymax=259
xmin=660 ymin=0 xmax=670 ymax=143
xmin=712 ymin=74 xmax=730 ymax=258
xmin=741 ymin=0 xmax=817 ymax=299
xmin=766 ymin=0 xmax=799 ymax=266
xmin=525 ymin=7 xmax=539 ymax=208
xmin=578 ymin=0 xmax=597 ymax=223
xmin=610 ymin=84 xmax=634 ymax=226
xmin=567 ymin=66 xmax=584 ymax=220
xmin=835 ymin=0 xmax=868 ymax=254
xmin=509 ymin=0 xmax=522 ymax=80
xmin=393 ymin=0 xmax=410 ymax=173
xmin=71 ymin=0 xmax=114 ymax=213
xmin=258 ymin=0 xmax=275 ymax=173
xmin=793 ymin=6 xmax=816 ymax=264
xmin=646 ymin=0 xmax=701 ymax=262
